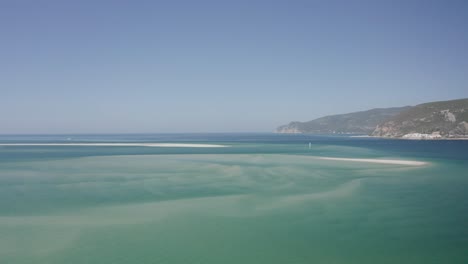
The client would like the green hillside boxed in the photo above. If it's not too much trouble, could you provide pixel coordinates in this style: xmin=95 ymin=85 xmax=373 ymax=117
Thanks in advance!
xmin=371 ymin=98 xmax=468 ymax=138
xmin=276 ymin=107 xmax=410 ymax=134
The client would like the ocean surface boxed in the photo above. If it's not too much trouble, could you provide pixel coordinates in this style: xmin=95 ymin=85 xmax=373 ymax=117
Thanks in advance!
xmin=0 ymin=133 xmax=467 ymax=264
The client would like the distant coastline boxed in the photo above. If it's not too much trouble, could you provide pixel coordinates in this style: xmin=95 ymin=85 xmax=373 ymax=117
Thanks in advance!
xmin=277 ymin=98 xmax=468 ymax=139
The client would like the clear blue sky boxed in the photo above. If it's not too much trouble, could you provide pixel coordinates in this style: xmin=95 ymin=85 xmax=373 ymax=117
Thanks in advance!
xmin=2 ymin=0 xmax=468 ymax=133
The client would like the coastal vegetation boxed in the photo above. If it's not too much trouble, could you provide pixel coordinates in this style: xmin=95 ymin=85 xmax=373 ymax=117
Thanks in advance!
xmin=277 ymin=98 xmax=468 ymax=139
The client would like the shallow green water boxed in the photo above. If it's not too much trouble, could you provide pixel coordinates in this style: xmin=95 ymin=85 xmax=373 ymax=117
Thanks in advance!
xmin=1 ymin=134 xmax=467 ymax=263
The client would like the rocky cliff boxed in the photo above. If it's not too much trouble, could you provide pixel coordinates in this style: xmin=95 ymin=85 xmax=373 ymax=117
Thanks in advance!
xmin=276 ymin=107 xmax=410 ymax=134
xmin=371 ymin=98 xmax=468 ymax=138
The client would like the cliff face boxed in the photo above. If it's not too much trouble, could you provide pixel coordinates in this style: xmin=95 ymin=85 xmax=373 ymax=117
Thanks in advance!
xmin=276 ymin=123 xmax=302 ymax=133
xmin=276 ymin=107 xmax=410 ymax=134
xmin=371 ymin=98 xmax=468 ymax=138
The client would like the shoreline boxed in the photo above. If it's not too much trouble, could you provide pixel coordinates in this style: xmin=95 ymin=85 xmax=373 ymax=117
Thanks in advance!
xmin=369 ymin=136 xmax=468 ymax=141
xmin=275 ymin=132 xmax=468 ymax=140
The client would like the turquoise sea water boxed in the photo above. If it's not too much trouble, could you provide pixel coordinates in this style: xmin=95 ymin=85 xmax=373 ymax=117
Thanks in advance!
xmin=0 ymin=134 xmax=467 ymax=263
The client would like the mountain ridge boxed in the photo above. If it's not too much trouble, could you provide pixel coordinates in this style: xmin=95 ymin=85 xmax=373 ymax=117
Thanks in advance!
xmin=371 ymin=98 xmax=468 ymax=139
xmin=276 ymin=106 xmax=410 ymax=134
xmin=277 ymin=98 xmax=468 ymax=139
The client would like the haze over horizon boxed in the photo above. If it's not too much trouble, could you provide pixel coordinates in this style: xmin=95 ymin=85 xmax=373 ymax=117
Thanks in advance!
xmin=2 ymin=0 xmax=468 ymax=133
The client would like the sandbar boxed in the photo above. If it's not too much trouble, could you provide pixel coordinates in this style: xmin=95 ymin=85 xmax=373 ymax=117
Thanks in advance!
xmin=317 ymin=157 xmax=427 ymax=166
xmin=0 ymin=143 xmax=228 ymax=148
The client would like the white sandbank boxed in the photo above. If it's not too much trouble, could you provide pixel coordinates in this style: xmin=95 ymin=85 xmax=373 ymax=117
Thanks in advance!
xmin=0 ymin=143 xmax=228 ymax=148
xmin=317 ymin=157 xmax=427 ymax=166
